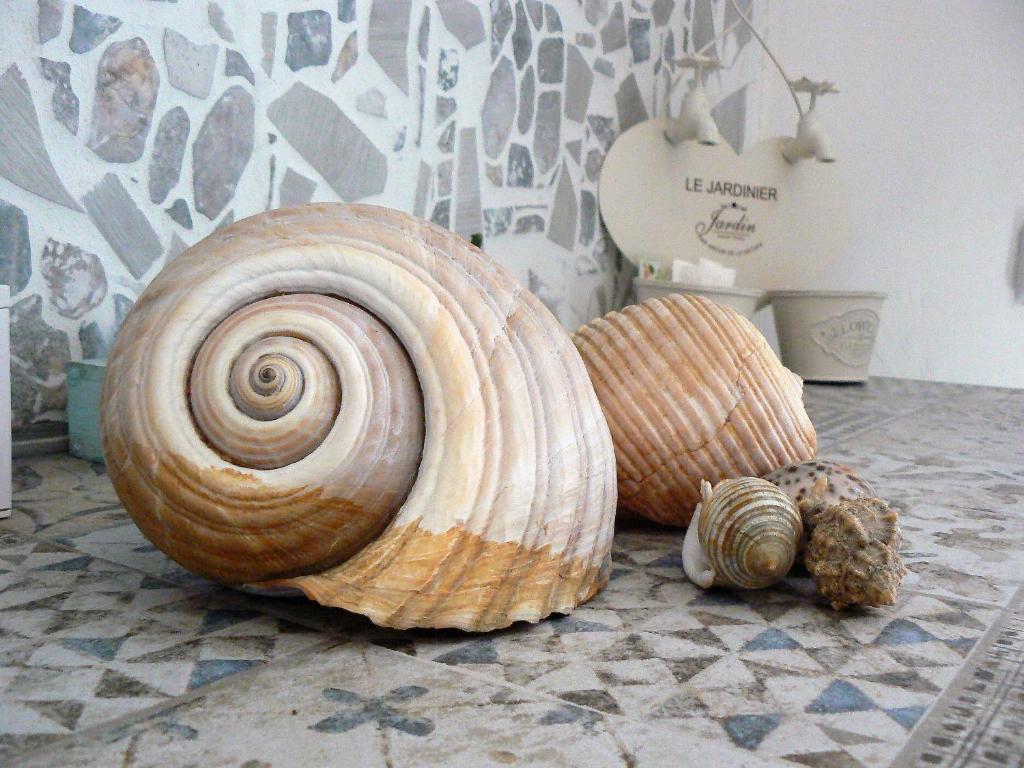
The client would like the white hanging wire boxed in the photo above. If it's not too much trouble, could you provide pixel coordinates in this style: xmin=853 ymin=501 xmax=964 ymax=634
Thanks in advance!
xmin=726 ymin=0 xmax=804 ymax=116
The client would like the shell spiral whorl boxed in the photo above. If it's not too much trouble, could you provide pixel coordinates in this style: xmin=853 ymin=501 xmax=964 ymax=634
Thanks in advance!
xmin=697 ymin=477 xmax=802 ymax=589
xmin=102 ymin=204 xmax=617 ymax=631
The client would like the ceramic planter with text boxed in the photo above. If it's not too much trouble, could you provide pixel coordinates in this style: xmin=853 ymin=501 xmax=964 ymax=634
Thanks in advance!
xmin=768 ymin=290 xmax=886 ymax=382
xmin=636 ymin=279 xmax=765 ymax=319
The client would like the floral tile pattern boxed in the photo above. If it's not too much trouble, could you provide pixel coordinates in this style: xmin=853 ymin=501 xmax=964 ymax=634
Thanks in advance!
xmin=1 ymin=378 xmax=1023 ymax=766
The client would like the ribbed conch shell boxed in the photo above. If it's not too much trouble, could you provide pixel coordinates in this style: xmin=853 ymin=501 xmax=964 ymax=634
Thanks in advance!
xmin=763 ymin=459 xmax=876 ymax=553
xmin=682 ymin=477 xmax=802 ymax=589
xmin=805 ymin=497 xmax=907 ymax=610
xmin=573 ymin=294 xmax=817 ymax=526
xmin=101 ymin=204 xmax=617 ymax=632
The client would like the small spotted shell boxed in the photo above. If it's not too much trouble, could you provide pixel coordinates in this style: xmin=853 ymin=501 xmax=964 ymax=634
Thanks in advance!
xmin=763 ymin=460 xmax=875 ymax=508
xmin=683 ymin=477 xmax=802 ymax=590
xmin=763 ymin=460 xmax=876 ymax=553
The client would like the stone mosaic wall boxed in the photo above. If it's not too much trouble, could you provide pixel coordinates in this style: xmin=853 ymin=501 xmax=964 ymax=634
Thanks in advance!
xmin=0 ymin=0 xmax=761 ymax=430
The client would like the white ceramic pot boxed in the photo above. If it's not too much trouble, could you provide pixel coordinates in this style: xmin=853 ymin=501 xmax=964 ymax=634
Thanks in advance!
xmin=768 ymin=290 xmax=886 ymax=382
xmin=635 ymin=279 xmax=766 ymax=319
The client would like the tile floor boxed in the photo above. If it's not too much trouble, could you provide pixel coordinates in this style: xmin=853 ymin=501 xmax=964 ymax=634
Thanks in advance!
xmin=1 ymin=378 xmax=1022 ymax=767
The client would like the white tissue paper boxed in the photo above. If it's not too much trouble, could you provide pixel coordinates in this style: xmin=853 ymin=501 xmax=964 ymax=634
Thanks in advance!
xmin=697 ymin=257 xmax=736 ymax=287
xmin=671 ymin=259 xmax=698 ymax=283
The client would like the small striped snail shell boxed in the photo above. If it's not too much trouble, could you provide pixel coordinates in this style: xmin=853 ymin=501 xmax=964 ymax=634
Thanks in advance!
xmin=683 ymin=477 xmax=802 ymax=589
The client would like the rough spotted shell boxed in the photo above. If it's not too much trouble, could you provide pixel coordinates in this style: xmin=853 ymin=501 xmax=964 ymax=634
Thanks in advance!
xmin=573 ymin=294 xmax=817 ymax=526
xmin=805 ymin=497 xmax=906 ymax=610
xmin=101 ymin=204 xmax=617 ymax=632
xmin=683 ymin=477 xmax=802 ymax=589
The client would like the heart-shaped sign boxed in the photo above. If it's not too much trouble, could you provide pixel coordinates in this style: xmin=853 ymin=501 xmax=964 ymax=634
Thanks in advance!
xmin=599 ymin=117 xmax=849 ymax=290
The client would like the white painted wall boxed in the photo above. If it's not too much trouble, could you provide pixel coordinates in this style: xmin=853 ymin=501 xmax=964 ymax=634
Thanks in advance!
xmin=750 ymin=0 xmax=1024 ymax=388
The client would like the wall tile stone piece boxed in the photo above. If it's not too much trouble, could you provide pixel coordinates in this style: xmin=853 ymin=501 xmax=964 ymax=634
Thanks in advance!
xmin=163 ymin=29 xmax=217 ymax=99
xmin=437 ymin=0 xmax=486 ymax=50
xmin=545 ymin=4 xmax=562 ymax=32
xmin=517 ymin=64 xmax=535 ymax=134
xmin=166 ymin=232 xmax=189 ymax=260
xmin=629 ymin=18 xmax=651 ymax=63
xmin=615 ymin=73 xmax=648 ymax=132
xmin=564 ymin=46 xmax=593 ymax=122
xmin=68 ymin=5 xmax=121 ymax=54
xmin=276 ymin=168 xmax=315 ymax=208
xmin=436 ymin=96 xmax=456 ymax=124
xmin=566 ymin=138 xmax=581 ymax=163
xmin=526 ymin=0 xmax=544 ymax=28
xmin=533 ymin=90 xmax=561 ymax=173
xmin=593 ymin=57 xmax=614 ymax=77
xmin=601 ymin=3 xmax=626 ymax=53
xmin=652 ymin=0 xmax=674 ymax=26
xmin=512 ymin=2 xmax=532 ymax=69
xmin=585 ymin=148 xmax=604 ymax=180
xmin=537 ymin=38 xmax=564 ymax=83
xmin=587 ymin=114 xmax=615 ymax=150
xmin=78 ymin=290 xmax=131 ymax=364
xmin=576 ymin=32 xmax=596 ymax=48
xmin=368 ymin=0 xmax=412 ymax=94
xmin=260 ymin=13 xmax=276 ymax=77
xmin=38 ymin=0 xmax=65 ymax=44
xmin=506 ymin=143 xmax=533 ymax=187
xmin=148 ymin=106 xmax=190 ymax=204
xmin=413 ymin=160 xmax=430 ymax=217
xmin=79 ymin=293 xmax=132 ymax=360
xmin=436 ymin=160 xmax=453 ymax=196
xmin=585 ymin=0 xmax=609 ymax=25
xmin=0 ymin=65 xmax=80 ymax=211
xmin=430 ymin=199 xmax=450 ymax=228
xmin=0 ymin=201 xmax=32 ymax=295
xmin=165 ymin=198 xmax=192 ymax=229
xmin=332 ymin=31 xmax=358 ymax=82
xmin=225 ymin=50 xmax=255 ymax=85
xmin=711 ymin=85 xmax=747 ymax=153
xmin=87 ymin=38 xmax=159 ymax=163
xmin=338 ymin=0 xmax=356 ymax=23
xmin=437 ymin=121 xmax=455 ymax=152
xmin=356 ymin=88 xmax=387 ymax=118
xmin=11 ymin=294 xmax=70 ymax=426
xmin=484 ymin=207 xmax=512 ymax=237
xmin=417 ymin=8 xmax=430 ymax=60
xmin=193 ymin=85 xmax=254 ymax=219
xmin=82 ymin=174 xmax=162 ymax=279
xmin=515 ymin=213 xmax=544 ymax=233
xmin=486 ymin=163 xmax=502 ymax=187
xmin=39 ymin=58 xmax=79 ymax=135
xmin=547 ymin=162 xmax=577 ymax=249
xmin=207 ymin=1 xmax=234 ymax=43
xmin=40 ymin=239 xmax=107 ymax=319
xmin=692 ymin=0 xmax=715 ymax=52
xmin=286 ymin=10 xmax=332 ymax=71
xmin=490 ymin=0 xmax=513 ymax=60
xmin=579 ymin=190 xmax=597 ymax=245
xmin=268 ymin=82 xmax=387 ymax=201
xmin=454 ymin=127 xmax=482 ymax=237
xmin=437 ymin=49 xmax=458 ymax=92
xmin=482 ymin=56 xmax=516 ymax=158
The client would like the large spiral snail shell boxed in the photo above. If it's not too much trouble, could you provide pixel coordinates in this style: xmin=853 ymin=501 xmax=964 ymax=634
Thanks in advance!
xmin=572 ymin=294 xmax=817 ymax=526
xmin=101 ymin=204 xmax=617 ymax=632
xmin=683 ymin=478 xmax=802 ymax=590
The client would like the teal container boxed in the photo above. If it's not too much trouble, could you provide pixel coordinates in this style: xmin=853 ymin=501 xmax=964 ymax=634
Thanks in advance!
xmin=67 ymin=359 xmax=106 ymax=464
